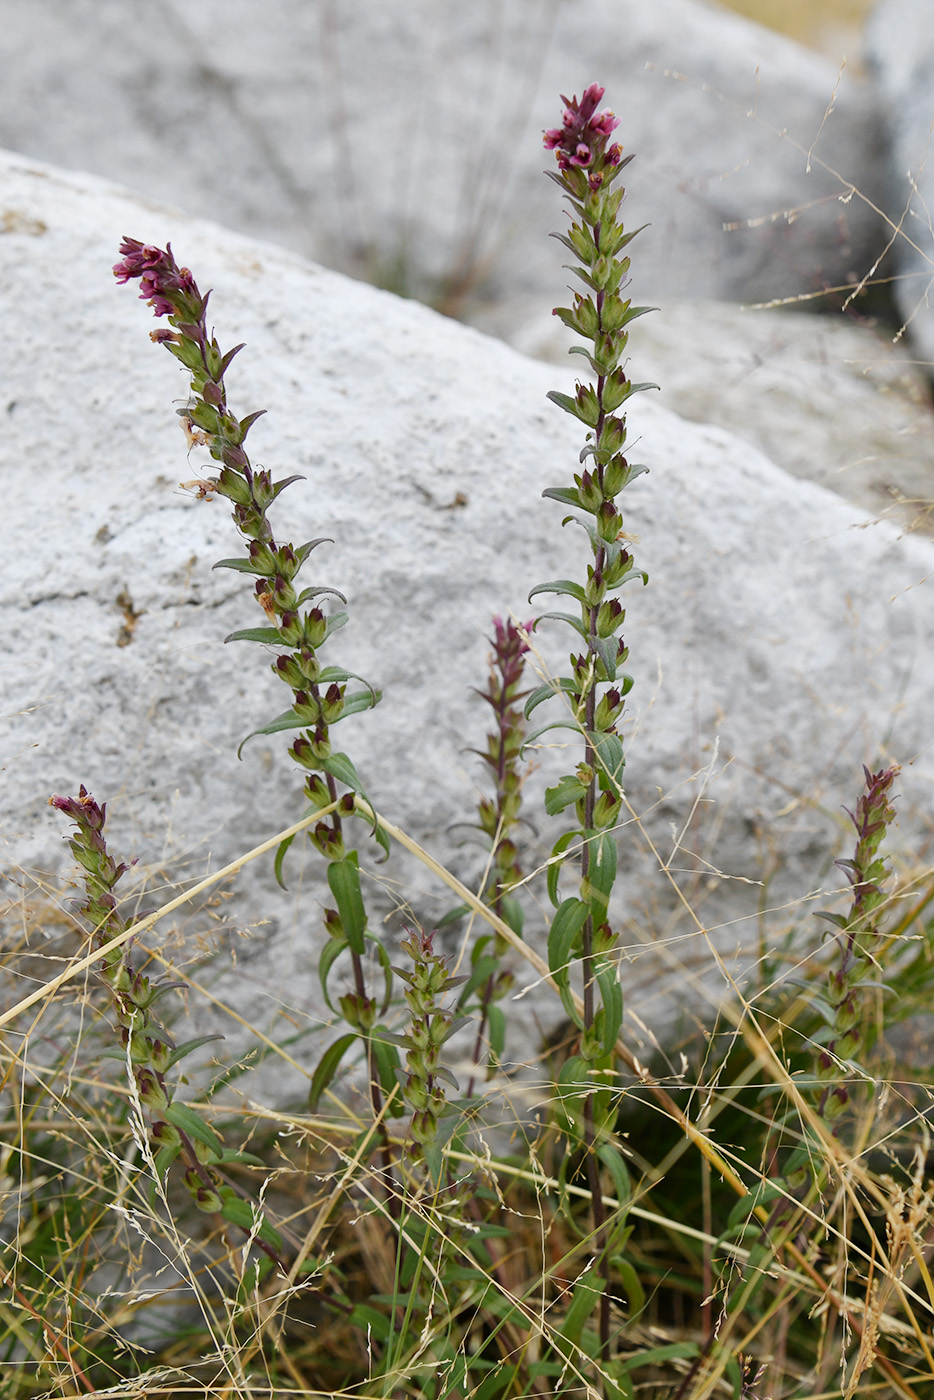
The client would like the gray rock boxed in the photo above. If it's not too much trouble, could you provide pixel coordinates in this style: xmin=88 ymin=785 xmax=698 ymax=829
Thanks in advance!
xmin=864 ymin=0 xmax=934 ymax=371
xmin=0 ymin=0 xmax=887 ymax=317
xmin=2 ymin=150 xmax=932 ymax=1091
xmin=495 ymin=295 xmax=934 ymax=535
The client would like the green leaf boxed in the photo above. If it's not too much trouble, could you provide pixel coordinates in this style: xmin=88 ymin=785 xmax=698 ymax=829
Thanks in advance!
xmin=582 ymin=831 xmax=617 ymax=919
xmin=594 ymin=960 xmax=623 ymax=1054
xmin=274 ymin=832 xmax=296 ymax=889
xmin=319 ymin=936 xmax=348 ymax=1015
xmin=370 ymin=1030 xmax=405 ymax=1116
xmin=224 ymin=626 xmax=283 ymax=645
xmin=560 ymin=1267 xmax=606 ymax=1348
xmin=327 ymin=855 xmax=366 ymax=954
xmin=334 ymin=689 xmax=381 ymax=720
xmin=589 ymin=731 xmax=625 ymax=784
xmin=487 ymin=1005 xmax=506 ymax=1065
xmin=524 ymin=677 xmax=580 ymax=719
xmin=438 ymin=903 xmax=470 ymax=927
xmin=308 ymin=1032 xmax=358 ymax=1111
xmin=237 ymin=708 xmax=311 ymax=758
xmin=365 ymin=931 xmax=395 ymax=1015
xmin=528 ymin=579 xmax=588 ymax=606
xmin=620 ymin=1342 xmax=697 ymax=1374
xmin=294 ymin=537 xmax=333 ymax=566
xmin=219 ymin=1191 xmax=283 ymax=1251
xmin=322 ymin=611 xmax=349 ymax=642
xmin=213 ymin=556 xmax=269 ymax=576
xmin=319 ymin=752 xmax=390 ymax=858
xmin=295 ymin=584 xmax=345 ymax=606
xmin=598 ymin=1140 xmax=631 ymax=1211
xmin=152 ymin=1141 xmax=182 ymax=1183
xmin=522 ymin=717 xmax=585 ymax=752
xmin=545 ymin=774 xmax=589 ymax=817
xmin=548 ymin=898 xmax=588 ymax=1026
xmin=499 ymin=893 xmax=524 ymax=937
xmin=548 ymin=830 xmax=579 ymax=908
xmin=164 ymin=1102 xmax=223 ymax=1158
xmin=535 ymin=609 xmax=589 ymax=641
xmin=320 ymin=751 xmax=363 ymax=790
xmin=163 ymin=1033 xmax=225 ymax=1071
xmin=542 ymin=485 xmax=584 ymax=510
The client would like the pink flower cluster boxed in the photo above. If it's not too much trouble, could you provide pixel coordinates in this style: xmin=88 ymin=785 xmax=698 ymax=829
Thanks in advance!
xmin=543 ymin=83 xmax=622 ymax=184
xmin=113 ymin=237 xmax=197 ymax=317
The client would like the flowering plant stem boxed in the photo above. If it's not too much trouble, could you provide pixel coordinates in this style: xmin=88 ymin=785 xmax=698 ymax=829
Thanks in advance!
xmin=49 ymin=787 xmax=283 ymax=1260
xmin=462 ymin=615 xmax=532 ymax=1095
xmin=113 ymin=240 xmax=396 ymax=1187
xmin=531 ymin=83 xmax=652 ymax=1372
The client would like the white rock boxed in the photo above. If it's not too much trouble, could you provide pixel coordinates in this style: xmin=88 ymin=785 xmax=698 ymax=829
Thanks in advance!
xmin=0 ymin=0 xmax=887 ymax=316
xmin=497 ymin=295 xmax=934 ymax=535
xmin=864 ymin=0 xmax=934 ymax=372
xmin=2 ymin=150 xmax=932 ymax=1088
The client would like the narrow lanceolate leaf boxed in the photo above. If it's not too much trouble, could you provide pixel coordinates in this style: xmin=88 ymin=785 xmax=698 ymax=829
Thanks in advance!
xmin=164 ymin=1102 xmax=223 ymax=1157
xmin=582 ymin=832 xmax=618 ymax=918
xmin=525 ymin=678 xmax=580 ymax=719
xmin=296 ymin=584 xmax=346 ymax=606
xmin=308 ymin=1032 xmax=359 ymax=1111
xmin=594 ymin=960 xmax=623 ymax=1054
xmin=589 ymin=730 xmax=625 ymax=784
xmin=333 ymin=690 xmax=381 ymax=720
xmin=274 ymin=832 xmax=296 ymax=889
xmin=237 ymin=709 xmax=313 ymax=758
xmin=224 ymin=626 xmax=284 ymax=645
xmin=548 ymin=897 xmax=589 ymax=1027
xmin=319 ymin=936 xmax=349 ymax=1014
xmin=548 ymin=830 xmax=579 ymax=909
xmin=212 ymin=556 xmax=270 ymax=576
xmin=528 ymin=579 xmax=589 ymax=606
xmin=163 ymin=1034 xmax=225 ymax=1071
xmin=327 ymin=855 xmax=367 ymax=954
xmin=541 ymin=485 xmax=584 ymax=510
xmin=560 ymin=1268 xmax=607 ymax=1350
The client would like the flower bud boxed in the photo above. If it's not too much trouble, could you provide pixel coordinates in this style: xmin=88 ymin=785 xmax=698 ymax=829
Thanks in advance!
xmin=585 ymin=567 xmax=606 ymax=606
xmin=596 ymin=598 xmax=623 ymax=638
xmin=135 ymin=1069 xmax=169 ymax=1112
xmin=593 ymin=687 xmax=624 ymax=730
xmin=311 ymin=822 xmax=343 ymax=860
xmin=319 ymin=683 xmax=345 ymax=722
xmin=578 ymin=470 xmax=604 ymax=512
xmin=151 ymin=1120 xmax=182 ymax=1150
xmin=277 ymin=611 xmax=303 ymax=646
xmin=339 ymin=993 xmax=376 ymax=1030
xmin=149 ymin=1038 xmax=173 ymax=1074
xmin=303 ymin=609 xmax=328 ymax=648
xmin=592 ymin=788 xmax=621 ymax=828
xmin=596 ymin=502 xmax=623 ymax=543
xmin=410 ymin=1108 xmax=438 ymax=1146
xmin=248 ymin=539 xmax=276 ymax=574
xmin=303 ymin=773 xmax=331 ymax=808
xmin=292 ymin=691 xmax=321 ymax=723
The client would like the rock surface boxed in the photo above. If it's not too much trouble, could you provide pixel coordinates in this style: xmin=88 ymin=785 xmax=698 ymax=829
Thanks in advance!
xmin=2 ymin=150 xmax=933 ymax=1095
xmin=495 ymin=295 xmax=934 ymax=535
xmin=0 ymin=0 xmax=888 ymax=316
xmin=864 ymin=0 xmax=934 ymax=373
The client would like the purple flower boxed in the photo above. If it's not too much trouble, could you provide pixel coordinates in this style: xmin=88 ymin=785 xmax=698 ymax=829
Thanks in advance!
xmin=113 ymin=237 xmax=198 ymax=318
xmin=544 ymin=83 xmax=620 ymax=172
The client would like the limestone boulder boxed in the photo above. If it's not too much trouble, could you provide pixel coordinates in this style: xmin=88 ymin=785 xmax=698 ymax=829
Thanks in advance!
xmin=864 ymin=0 xmax=934 ymax=373
xmin=2 ymin=150 xmax=933 ymax=1086
xmin=0 ymin=0 xmax=887 ymax=316
xmin=496 ymin=295 xmax=934 ymax=536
